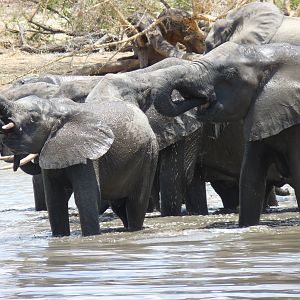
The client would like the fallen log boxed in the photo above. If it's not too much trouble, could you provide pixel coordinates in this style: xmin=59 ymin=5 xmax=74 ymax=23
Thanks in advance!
xmin=70 ymin=58 xmax=140 ymax=75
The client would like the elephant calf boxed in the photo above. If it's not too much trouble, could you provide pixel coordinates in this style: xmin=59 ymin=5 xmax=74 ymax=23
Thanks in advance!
xmin=0 ymin=95 xmax=158 ymax=236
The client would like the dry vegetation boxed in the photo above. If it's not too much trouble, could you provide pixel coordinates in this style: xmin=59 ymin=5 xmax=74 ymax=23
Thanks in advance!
xmin=0 ymin=0 xmax=299 ymax=89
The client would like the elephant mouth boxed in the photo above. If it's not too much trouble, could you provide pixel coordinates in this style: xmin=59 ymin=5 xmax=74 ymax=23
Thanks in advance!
xmin=196 ymin=94 xmax=216 ymax=112
xmin=199 ymin=101 xmax=211 ymax=112
xmin=197 ymin=98 xmax=220 ymax=117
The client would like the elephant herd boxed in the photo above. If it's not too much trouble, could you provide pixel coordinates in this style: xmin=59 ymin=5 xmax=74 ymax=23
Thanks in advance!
xmin=0 ymin=2 xmax=300 ymax=236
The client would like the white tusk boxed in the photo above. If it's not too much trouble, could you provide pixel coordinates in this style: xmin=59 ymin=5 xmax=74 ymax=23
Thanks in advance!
xmin=2 ymin=122 xmax=15 ymax=130
xmin=19 ymin=154 xmax=39 ymax=166
xmin=0 ymin=165 xmax=14 ymax=170
xmin=0 ymin=155 xmax=14 ymax=161
xmin=0 ymin=153 xmax=39 ymax=171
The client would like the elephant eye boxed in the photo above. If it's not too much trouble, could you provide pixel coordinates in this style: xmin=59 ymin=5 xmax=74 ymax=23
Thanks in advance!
xmin=224 ymin=67 xmax=239 ymax=80
xmin=29 ymin=112 xmax=40 ymax=123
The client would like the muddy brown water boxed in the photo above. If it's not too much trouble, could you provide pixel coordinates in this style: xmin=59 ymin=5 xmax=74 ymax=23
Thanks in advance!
xmin=0 ymin=170 xmax=300 ymax=299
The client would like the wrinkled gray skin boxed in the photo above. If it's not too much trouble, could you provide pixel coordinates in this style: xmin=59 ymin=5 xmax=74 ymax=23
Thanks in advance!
xmin=1 ymin=75 xmax=105 ymax=212
xmin=86 ymin=60 xmax=282 ymax=214
xmin=3 ymin=57 xmax=280 ymax=216
xmin=152 ymin=42 xmax=300 ymax=226
xmin=4 ymin=60 xmax=207 ymax=217
xmin=4 ymin=75 xmax=102 ymax=103
xmin=205 ymin=2 xmax=300 ymax=52
xmin=0 ymin=95 xmax=158 ymax=236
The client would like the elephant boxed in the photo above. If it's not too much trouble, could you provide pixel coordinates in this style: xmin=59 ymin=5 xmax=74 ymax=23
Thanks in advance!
xmin=0 ymin=95 xmax=158 ymax=236
xmin=205 ymin=2 xmax=300 ymax=53
xmin=2 ymin=57 xmax=282 ymax=217
xmin=86 ymin=59 xmax=283 ymax=214
xmin=2 ymin=60 xmax=206 ymax=216
xmin=151 ymin=41 xmax=300 ymax=226
xmin=1 ymin=75 xmax=104 ymax=211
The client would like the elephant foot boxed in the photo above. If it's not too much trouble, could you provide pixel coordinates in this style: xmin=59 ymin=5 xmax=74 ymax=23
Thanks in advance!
xmin=213 ymin=207 xmax=238 ymax=215
xmin=275 ymin=187 xmax=290 ymax=196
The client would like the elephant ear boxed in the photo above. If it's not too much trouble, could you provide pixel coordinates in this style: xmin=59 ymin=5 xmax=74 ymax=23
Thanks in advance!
xmin=227 ymin=2 xmax=283 ymax=45
xmin=39 ymin=111 xmax=114 ymax=169
xmin=244 ymin=68 xmax=300 ymax=141
xmin=147 ymin=105 xmax=202 ymax=149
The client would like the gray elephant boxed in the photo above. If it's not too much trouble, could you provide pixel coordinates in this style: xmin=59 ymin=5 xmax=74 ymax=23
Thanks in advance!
xmin=0 ymin=95 xmax=158 ymax=236
xmin=152 ymin=41 xmax=300 ymax=226
xmin=1 ymin=75 xmax=104 ymax=211
xmin=2 ymin=59 xmax=281 ymax=217
xmin=205 ymin=2 xmax=300 ymax=52
xmin=3 ymin=61 xmax=206 ymax=216
xmin=86 ymin=60 xmax=283 ymax=214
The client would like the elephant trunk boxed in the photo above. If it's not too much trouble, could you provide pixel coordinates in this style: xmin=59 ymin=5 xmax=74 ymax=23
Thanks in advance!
xmin=0 ymin=95 xmax=13 ymax=114
xmin=0 ymin=95 xmax=14 ymax=130
xmin=20 ymin=160 xmax=42 ymax=175
xmin=153 ymin=84 xmax=206 ymax=117
xmin=152 ymin=61 xmax=215 ymax=117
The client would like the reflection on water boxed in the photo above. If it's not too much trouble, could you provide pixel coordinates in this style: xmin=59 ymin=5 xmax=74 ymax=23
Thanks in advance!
xmin=0 ymin=170 xmax=300 ymax=299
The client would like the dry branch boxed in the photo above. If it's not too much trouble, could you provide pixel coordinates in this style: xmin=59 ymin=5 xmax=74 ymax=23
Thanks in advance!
xmin=28 ymin=0 xmax=70 ymax=22
xmin=295 ymin=4 xmax=300 ymax=16
xmin=28 ymin=19 xmax=73 ymax=35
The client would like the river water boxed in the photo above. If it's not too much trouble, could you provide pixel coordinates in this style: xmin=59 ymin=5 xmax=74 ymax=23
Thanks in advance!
xmin=0 ymin=170 xmax=299 ymax=299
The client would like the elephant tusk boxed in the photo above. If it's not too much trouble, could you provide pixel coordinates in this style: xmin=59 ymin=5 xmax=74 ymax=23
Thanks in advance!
xmin=19 ymin=154 xmax=39 ymax=166
xmin=2 ymin=122 xmax=15 ymax=130
xmin=0 ymin=153 xmax=39 ymax=170
xmin=0 ymin=155 xmax=14 ymax=161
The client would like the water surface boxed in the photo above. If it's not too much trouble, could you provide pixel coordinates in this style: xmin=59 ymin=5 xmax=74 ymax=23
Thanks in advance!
xmin=0 ymin=170 xmax=299 ymax=299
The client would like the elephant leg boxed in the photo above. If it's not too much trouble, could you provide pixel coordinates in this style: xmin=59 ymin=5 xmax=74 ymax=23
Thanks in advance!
xmin=126 ymin=156 xmax=157 ymax=231
xmin=275 ymin=186 xmax=290 ymax=196
xmin=67 ymin=161 xmax=101 ymax=236
xmin=32 ymin=174 xmax=47 ymax=211
xmin=263 ymin=185 xmax=278 ymax=210
xmin=99 ymin=199 xmax=110 ymax=215
xmin=287 ymin=147 xmax=300 ymax=212
xmin=42 ymin=170 xmax=71 ymax=237
xmin=111 ymin=199 xmax=128 ymax=228
xmin=147 ymin=165 xmax=160 ymax=213
xmin=160 ymin=142 xmax=185 ymax=216
xmin=126 ymin=192 xmax=149 ymax=231
xmin=239 ymin=142 xmax=270 ymax=227
xmin=211 ymin=180 xmax=239 ymax=210
xmin=186 ymin=169 xmax=208 ymax=215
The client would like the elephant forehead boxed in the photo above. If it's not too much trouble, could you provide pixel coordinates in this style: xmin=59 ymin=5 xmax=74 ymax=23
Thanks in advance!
xmin=13 ymin=96 xmax=54 ymax=117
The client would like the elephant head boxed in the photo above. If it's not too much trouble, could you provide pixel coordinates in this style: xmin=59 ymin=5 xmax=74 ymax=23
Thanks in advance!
xmin=205 ymin=2 xmax=283 ymax=52
xmin=0 ymin=95 xmax=114 ymax=170
xmin=153 ymin=42 xmax=300 ymax=140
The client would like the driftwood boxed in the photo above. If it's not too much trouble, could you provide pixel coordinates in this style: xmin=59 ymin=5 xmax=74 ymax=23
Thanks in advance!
xmin=68 ymin=8 xmax=207 ymax=75
xmin=127 ymin=9 xmax=205 ymax=68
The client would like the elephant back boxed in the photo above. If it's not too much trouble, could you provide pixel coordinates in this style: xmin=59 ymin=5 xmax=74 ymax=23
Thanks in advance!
xmin=228 ymin=2 xmax=283 ymax=45
xmin=206 ymin=2 xmax=284 ymax=50
xmin=270 ymin=16 xmax=300 ymax=45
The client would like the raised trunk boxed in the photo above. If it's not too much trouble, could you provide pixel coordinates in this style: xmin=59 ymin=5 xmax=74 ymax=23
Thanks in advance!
xmin=152 ymin=62 xmax=213 ymax=117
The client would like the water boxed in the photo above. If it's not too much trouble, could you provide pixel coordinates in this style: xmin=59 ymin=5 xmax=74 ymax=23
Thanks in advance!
xmin=0 ymin=169 xmax=300 ymax=299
